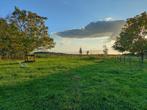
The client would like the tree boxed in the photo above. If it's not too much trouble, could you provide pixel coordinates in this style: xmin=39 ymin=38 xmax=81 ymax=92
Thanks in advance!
xmin=86 ymin=50 xmax=89 ymax=55
xmin=79 ymin=47 xmax=82 ymax=55
xmin=0 ymin=7 xmax=55 ymax=59
xmin=113 ymin=12 xmax=147 ymax=63
xmin=8 ymin=7 xmax=55 ymax=57
xmin=103 ymin=45 xmax=108 ymax=56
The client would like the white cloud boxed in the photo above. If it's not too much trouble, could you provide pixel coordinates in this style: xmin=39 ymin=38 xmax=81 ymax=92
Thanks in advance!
xmin=104 ymin=17 xmax=113 ymax=21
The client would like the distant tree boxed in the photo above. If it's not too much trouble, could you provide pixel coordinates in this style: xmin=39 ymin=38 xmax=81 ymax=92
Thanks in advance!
xmin=79 ymin=47 xmax=82 ymax=55
xmin=103 ymin=45 xmax=108 ymax=56
xmin=86 ymin=50 xmax=89 ymax=55
xmin=113 ymin=12 xmax=147 ymax=63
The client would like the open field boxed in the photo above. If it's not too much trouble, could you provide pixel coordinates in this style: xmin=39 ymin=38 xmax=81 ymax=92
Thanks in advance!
xmin=0 ymin=56 xmax=147 ymax=110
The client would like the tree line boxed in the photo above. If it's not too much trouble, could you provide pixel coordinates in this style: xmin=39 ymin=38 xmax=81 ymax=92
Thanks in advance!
xmin=0 ymin=7 xmax=55 ymax=59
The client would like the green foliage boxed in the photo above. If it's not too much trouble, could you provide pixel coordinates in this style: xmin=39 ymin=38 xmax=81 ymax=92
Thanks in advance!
xmin=0 ymin=18 xmax=21 ymax=58
xmin=0 ymin=7 xmax=55 ymax=59
xmin=113 ymin=12 xmax=147 ymax=63
xmin=0 ymin=56 xmax=147 ymax=110
xmin=112 ymin=37 xmax=125 ymax=53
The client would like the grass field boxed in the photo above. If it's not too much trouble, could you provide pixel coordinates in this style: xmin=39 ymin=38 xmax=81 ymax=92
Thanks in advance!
xmin=0 ymin=56 xmax=147 ymax=110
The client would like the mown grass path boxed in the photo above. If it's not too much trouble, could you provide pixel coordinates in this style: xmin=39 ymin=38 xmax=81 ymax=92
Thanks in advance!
xmin=0 ymin=56 xmax=147 ymax=110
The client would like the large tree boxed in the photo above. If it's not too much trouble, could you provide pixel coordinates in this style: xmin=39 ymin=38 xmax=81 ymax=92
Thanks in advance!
xmin=9 ymin=7 xmax=55 ymax=57
xmin=113 ymin=12 xmax=147 ymax=63
xmin=0 ymin=7 xmax=55 ymax=59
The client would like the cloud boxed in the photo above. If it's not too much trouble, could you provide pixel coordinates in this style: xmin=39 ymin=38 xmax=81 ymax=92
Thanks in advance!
xmin=104 ymin=17 xmax=113 ymax=21
xmin=51 ymin=35 xmax=120 ymax=54
xmin=55 ymin=20 xmax=125 ymax=39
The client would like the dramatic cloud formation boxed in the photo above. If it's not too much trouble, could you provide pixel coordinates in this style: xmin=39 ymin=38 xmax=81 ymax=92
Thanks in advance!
xmin=51 ymin=20 xmax=126 ymax=54
xmin=56 ymin=20 xmax=125 ymax=39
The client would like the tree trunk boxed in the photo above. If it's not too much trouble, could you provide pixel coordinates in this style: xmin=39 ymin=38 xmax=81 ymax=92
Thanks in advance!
xmin=123 ymin=54 xmax=126 ymax=63
xmin=140 ymin=52 xmax=144 ymax=64
xmin=24 ymin=51 xmax=28 ymax=62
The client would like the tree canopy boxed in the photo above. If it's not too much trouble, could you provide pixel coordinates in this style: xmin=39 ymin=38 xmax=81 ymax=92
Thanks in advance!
xmin=0 ymin=7 xmax=55 ymax=59
xmin=113 ymin=12 xmax=147 ymax=63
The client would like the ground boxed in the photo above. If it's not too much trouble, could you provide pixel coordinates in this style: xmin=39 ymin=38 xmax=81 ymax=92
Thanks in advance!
xmin=0 ymin=56 xmax=147 ymax=110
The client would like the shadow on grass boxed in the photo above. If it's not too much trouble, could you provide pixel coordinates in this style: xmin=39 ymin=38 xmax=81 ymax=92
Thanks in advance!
xmin=0 ymin=62 xmax=19 ymax=66
xmin=0 ymin=59 xmax=146 ymax=110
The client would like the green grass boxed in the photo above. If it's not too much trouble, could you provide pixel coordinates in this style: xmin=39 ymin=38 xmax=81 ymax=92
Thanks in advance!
xmin=0 ymin=56 xmax=147 ymax=110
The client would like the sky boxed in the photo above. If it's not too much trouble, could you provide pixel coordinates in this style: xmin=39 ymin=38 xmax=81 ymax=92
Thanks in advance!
xmin=1 ymin=0 xmax=147 ymax=54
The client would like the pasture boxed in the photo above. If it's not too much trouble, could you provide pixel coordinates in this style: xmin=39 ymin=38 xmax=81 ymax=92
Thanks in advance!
xmin=0 ymin=56 xmax=147 ymax=110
